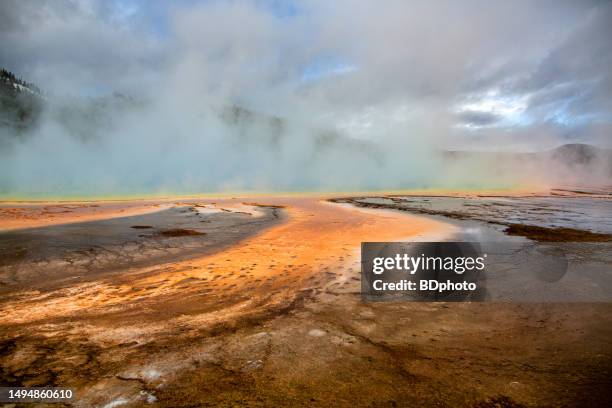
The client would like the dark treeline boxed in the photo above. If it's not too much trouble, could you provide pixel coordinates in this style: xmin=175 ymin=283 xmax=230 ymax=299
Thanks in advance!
xmin=0 ymin=68 xmax=44 ymax=136
xmin=0 ymin=68 xmax=42 ymax=95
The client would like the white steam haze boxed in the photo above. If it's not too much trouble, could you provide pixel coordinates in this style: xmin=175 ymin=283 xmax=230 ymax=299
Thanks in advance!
xmin=1 ymin=0 xmax=611 ymax=197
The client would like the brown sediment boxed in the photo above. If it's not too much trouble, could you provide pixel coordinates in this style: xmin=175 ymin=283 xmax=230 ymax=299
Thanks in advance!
xmin=156 ymin=228 xmax=205 ymax=237
xmin=474 ymin=396 xmax=527 ymax=408
xmin=242 ymin=201 xmax=287 ymax=208
xmin=0 ymin=247 xmax=28 ymax=267
xmin=504 ymin=224 xmax=612 ymax=242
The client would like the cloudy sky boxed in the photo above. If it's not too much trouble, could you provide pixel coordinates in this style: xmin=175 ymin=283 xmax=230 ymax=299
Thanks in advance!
xmin=1 ymin=0 xmax=611 ymax=196
xmin=2 ymin=0 xmax=612 ymax=150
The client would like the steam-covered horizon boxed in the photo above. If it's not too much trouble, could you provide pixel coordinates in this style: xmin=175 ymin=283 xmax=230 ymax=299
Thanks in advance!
xmin=1 ymin=0 xmax=611 ymax=196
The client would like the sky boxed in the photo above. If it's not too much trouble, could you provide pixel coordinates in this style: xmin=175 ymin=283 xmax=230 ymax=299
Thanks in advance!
xmin=0 ymin=0 xmax=611 ymax=195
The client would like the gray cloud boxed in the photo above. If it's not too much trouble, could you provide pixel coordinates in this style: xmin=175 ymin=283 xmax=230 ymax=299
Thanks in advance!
xmin=0 ymin=0 xmax=165 ymax=95
xmin=499 ymin=3 xmax=612 ymax=124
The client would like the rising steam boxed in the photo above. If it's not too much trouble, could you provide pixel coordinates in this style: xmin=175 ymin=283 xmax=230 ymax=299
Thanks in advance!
xmin=1 ymin=0 xmax=611 ymax=197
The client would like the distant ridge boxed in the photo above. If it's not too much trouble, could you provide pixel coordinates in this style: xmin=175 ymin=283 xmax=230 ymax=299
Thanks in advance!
xmin=445 ymin=143 xmax=612 ymax=166
xmin=548 ymin=143 xmax=612 ymax=166
xmin=443 ymin=143 xmax=612 ymax=187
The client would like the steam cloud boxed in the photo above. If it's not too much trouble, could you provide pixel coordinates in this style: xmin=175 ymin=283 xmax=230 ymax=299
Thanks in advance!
xmin=1 ymin=0 xmax=611 ymax=197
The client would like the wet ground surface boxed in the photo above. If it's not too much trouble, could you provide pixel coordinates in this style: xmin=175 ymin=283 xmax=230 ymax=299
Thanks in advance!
xmin=0 ymin=196 xmax=610 ymax=407
xmin=333 ymin=195 xmax=612 ymax=302
xmin=352 ymin=195 xmax=612 ymax=234
xmin=0 ymin=204 xmax=282 ymax=293
xmin=337 ymin=196 xmax=612 ymax=302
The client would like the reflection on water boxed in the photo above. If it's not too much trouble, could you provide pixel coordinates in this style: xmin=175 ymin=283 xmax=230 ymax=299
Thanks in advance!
xmin=349 ymin=195 xmax=612 ymax=301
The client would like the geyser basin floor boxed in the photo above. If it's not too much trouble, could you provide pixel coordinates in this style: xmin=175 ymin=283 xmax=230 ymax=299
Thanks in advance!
xmin=0 ymin=195 xmax=611 ymax=407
